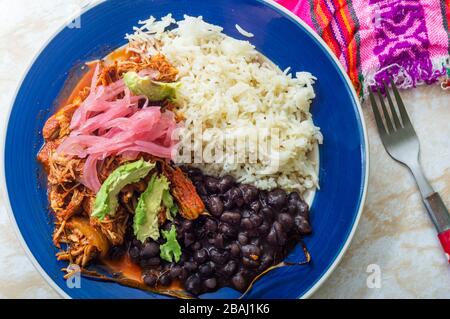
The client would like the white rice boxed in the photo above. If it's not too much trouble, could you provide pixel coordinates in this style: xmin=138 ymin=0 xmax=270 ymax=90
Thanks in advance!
xmin=235 ymin=24 xmax=254 ymax=38
xmin=127 ymin=15 xmax=322 ymax=192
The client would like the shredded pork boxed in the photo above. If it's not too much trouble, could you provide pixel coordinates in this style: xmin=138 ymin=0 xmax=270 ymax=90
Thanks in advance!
xmin=38 ymin=49 xmax=181 ymax=268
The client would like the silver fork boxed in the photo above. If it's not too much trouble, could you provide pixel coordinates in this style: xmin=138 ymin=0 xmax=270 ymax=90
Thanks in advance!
xmin=369 ymin=79 xmax=450 ymax=262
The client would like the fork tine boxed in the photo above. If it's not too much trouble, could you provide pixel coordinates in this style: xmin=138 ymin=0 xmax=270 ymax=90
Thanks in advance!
xmin=389 ymin=78 xmax=412 ymax=127
xmin=376 ymin=87 xmax=394 ymax=133
xmin=383 ymin=81 xmax=401 ymax=129
xmin=369 ymin=88 xmax=388 ymax=136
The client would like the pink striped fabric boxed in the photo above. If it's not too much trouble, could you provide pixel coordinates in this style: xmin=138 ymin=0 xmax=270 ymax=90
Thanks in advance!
xmin=275 ymin=0 xmax=450 ymax=97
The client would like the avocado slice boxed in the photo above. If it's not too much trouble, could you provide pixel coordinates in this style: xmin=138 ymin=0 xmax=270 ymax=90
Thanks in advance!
xmin=91 ymin=159 xmax=154 ymax=220
xmin=162 ymin=188 xmax=178 ymax=221
xmin=123 ymin=71 xmax=180 ymax=101
xmin=133 ymin=174 xmax=176 ymax=242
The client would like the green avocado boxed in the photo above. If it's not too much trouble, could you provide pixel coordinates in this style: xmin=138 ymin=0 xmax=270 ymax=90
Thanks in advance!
xmin=91 ymin=159 xmax=154 ymax=220
xmin=123 ymin=71 xmax=180 ymax=101
xmin=133 ymin=174 xmax=176 ymax=242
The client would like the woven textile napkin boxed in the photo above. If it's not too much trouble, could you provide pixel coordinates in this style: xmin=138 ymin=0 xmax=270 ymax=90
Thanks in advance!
xmin=276 ymin=0 xmax=450 ymax=97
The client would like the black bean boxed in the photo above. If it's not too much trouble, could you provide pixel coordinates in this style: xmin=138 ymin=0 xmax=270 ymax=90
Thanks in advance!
xmin=140 ymin=256 xmax=160 ymax=267
xmin=228 ymin=242 xmax=241 ymax=257
xmin=225 ymin=187 xmax=244 ymax=207
xmin=259 ymin=191 xmax=269 ymax=207
xmin=239 ymin=184 xmax=259 ymax=204
xmin=210 ymin=248 xmax=229 ymax=265
xmin=179 ymin=268 xmax=189 ymax=281
xmin=249 ymin=213 xmax=263 ymax=227
xmin=287 ymin=203 xmax=298 ymax=215
xmin=149 ymin=257 xmax=162 ymax=266
xmin=242 ymin=256 xmax=260 ymax=268
xmin=288 ymin=191 xmax=301 ymax=202
xmin=169 ymin=266 xmax=182 ymax=279
xmin=235 ymin=198 xmax=245 ymax=208
xmin=241 ymin=209 xmax=252 ymax=218
xmin=296 ymin=201 xmax=309 ymax=218
xmin=135 ymin=175 xmax=313 ymax=295
xmin=258 ymin=221 xmax=270 ymax=236
xmin=182 ymin=220 xmax=193 ymax=231
xmin=129 ymin=246 xmax=140 ymax=260
xmin=250 ymin=200 xmax=261 ymax=212
xmin=211 ymin=234 xmax=224 ymax=249
xmin=184 ymin=261 xmax=198 ymax=272
xmin=143 ymin=274 xmax=157 ymax=287
xmin=194 ymin=248 xmax=209 ymax=263
xmin=198 ymin=261 xmax=214 ymax=277
xmin=204 ymin=277 xmax=217 ymax=290
xmin=191 ymin=241 xmax=202 ymax=251
xmin=185 ymin=274 xmax=201 ymax=295
xmin=240 ymin=218 xmax=254 ymax=230
xmin=267 ymin=189 xmax=287 ymax=208
xmin=165 ymin=262 xmax=176 ymax=269
xmin=159 ymin=273 xmax=172 ymax=286
xmin=260 ymin=207 xmax=274 ymax=221
xmin=246 ymin=229 xmax=259 ymax=238
xmin=186 ymin=166 xmax=203 ymax=177
xmin=218 ymin=175 xmax=235 ymax=193
xmin=266 ymin=226 xmax=278 ymax=246
xmin=218 ymin=222 xmax=237 ymax=239
xmin=273 ymin=221 xmax=287 ymax=246
xmin=184 ymin=232 xmax=195 ymax=247
xmin=294 ymin=215 xmax=312 ymax=235
xmin=241 ymin=244 xmax=261 ymax=258
xmin=194 ymin=226 xmax=206 ymax=240
xmin=205 ymin=176 xmax=220 ymax=193
xmin=221 ymin=260 xmax=238 ymax=277
xmin=238 ymin=232 xmax=249 ymax=245
xmin=220 ymin=211 xmax=241 ymax=225
xmin=277 ymin=213 xmax=294 ymax=231
xmin=222 ymin=197 xmax=234 ymax=210
xmin=288 ymin=195 xmax=309 ymax=217
xmin=140 ymin=242 xmax=160 ymax=259
xmin=132 ymin=239 xmax=142 ymax=248
xmin=208 ymin=261 xmax=217 ymax=271
xmin=206 ymin=196 xmax=224 ymax=217
xmin=204 ymin=218 xmax=218 ymax=232
xmin=231 ymin=273 xmax=247 ymax=291
xmin=251 ymin=238 xmax=261 ymax=247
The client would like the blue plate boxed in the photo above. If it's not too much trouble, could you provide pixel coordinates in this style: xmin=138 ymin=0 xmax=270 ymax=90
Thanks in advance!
xmin=3 ymin=0 xmax=368 ymax=299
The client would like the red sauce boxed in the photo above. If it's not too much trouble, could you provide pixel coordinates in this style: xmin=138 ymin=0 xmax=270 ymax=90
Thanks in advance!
xmin=102 ymin=255 xmax=143 ymax=283
xmin=62 ymin=64 xmax=95 ymax=107
xmin=102 ymin=255 xmax=184 ymax=291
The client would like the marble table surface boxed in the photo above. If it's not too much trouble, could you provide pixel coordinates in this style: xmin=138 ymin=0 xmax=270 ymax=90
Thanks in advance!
xmin=0 ymin=0 xmax=449 ymax=299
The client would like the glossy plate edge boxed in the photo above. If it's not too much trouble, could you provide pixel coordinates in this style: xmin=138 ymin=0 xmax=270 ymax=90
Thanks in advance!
xmin=0 ymin=0 xmax=369 ymax=300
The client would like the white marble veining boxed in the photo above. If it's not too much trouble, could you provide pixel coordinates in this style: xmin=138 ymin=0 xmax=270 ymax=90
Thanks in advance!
xmin=0 ymin=0 xmax=448 ymax=299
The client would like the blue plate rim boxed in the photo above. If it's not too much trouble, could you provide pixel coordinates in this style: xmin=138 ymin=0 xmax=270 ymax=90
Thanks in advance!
xmin=1 ymin=0 xmax=369 ymax=299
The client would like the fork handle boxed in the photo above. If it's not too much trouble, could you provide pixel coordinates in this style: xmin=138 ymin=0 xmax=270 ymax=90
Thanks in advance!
xmin=424 ymin=192 xmax=450 ymax=263
xmin=438 ymin=230 xmax=450 ymax=263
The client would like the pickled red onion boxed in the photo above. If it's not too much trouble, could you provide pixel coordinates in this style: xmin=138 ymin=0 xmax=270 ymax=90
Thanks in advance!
xmin=57 ymin=66 xmax=179 ymax=192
